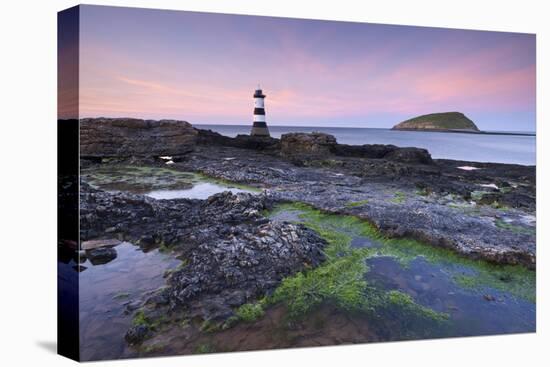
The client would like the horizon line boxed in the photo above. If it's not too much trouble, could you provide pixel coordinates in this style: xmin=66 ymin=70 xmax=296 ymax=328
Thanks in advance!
xmin=73 ymin=117 xmax=535 ymax=133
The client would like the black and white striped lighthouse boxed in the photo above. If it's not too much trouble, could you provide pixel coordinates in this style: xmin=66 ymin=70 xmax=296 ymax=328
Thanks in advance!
xmin=250 ymin=86 xmax=270 ymax=137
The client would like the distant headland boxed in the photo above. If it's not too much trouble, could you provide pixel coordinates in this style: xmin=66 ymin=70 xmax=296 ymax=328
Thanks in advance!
xmin=392 ymin=112 xmax=534 ymax=136
xmin=392 ymin=112 xmax=479 ymax=132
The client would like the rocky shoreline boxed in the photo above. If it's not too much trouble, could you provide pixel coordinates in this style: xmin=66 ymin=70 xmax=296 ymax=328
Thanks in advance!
xmin=75 ymin=118 xmax=536 ymax=351
xmin=79 ymin=182 xmax=327 ymax=344
xmin=182 ymin=129 xmax=535 ymax=268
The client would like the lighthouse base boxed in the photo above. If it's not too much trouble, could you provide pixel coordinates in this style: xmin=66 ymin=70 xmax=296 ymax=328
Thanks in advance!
xmin=250 ymin=121 xmax=270 ymax=137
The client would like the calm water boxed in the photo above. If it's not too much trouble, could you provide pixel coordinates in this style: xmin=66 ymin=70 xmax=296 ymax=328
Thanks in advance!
xmin=78 ymin=242 xmax=181 ymax=361
xmin=146 ymin=182 xmax=255 ymax=200
xmin=195 ymin=124 xmax=536 ymax=165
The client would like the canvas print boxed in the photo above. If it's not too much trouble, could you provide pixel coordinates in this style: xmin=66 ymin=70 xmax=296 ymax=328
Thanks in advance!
xmin=57 ymin=5 xmax=536 ymax=361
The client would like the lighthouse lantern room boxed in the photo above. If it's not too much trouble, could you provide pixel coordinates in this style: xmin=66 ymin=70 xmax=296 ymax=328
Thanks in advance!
xmin=250 ymin=86 xmax=270 ymax=137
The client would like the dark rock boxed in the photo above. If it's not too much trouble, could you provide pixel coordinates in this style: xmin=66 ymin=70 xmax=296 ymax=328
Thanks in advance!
xmin=196 ymin=129 xmax=279 ymax=150
xmin=80 ymin=118 xmax=197 ymax=159
xmin=125 ymin=325 xmax=150 ymax=345
xmin=383 ymin=147 xmax=434 ymax=165
xmin=280 ymin=132 xmax=337 ymax=159
xmin=72 ymin=265 xmax=87 ymax=272
xmin=86 ymin=247 xmax=117 ymax=265
xmin=334 ymin=144 xmax=399 ymax=159
xmin=137 ymin=235 xmax=156 ymax=248
xmin=171 ymin=144 xmax=535 ymax=269
xmin=123 ymin=301 xmax=142 ymax=314
xmin=232 ymin=135 xmax=280 ymax=150
xmin=80 ymin=183 xmax=327 ymax=323
xmin=476 ymin=192 xmax=501 ymax=205
xmin=145 ymin=291 xmax=170 ymax=307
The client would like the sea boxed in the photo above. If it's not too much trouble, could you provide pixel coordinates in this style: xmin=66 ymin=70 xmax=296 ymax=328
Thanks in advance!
xmin=195 ymin=124 xmax=536 ymax=166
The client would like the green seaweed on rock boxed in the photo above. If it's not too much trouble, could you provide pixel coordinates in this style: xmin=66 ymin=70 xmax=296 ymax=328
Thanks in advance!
xmin=345 ymin=199 xmax=370 ymax=208
xmin=194 ymin=343 xmax=216 ymax=354
xmin=270 ymin=251 xmax=369 ymax=318
xmin=234 ymin=300 xmax=266 ymax=322
xmin=132 ymin=310 xmax=149 ymax=327
xmin=268 ymin=202 xmax=535 ymax=304
xmin=391 ymin=191 xmax=407 ymax=204
xmin=266 ymin=203 xmax=449 ymax=323
xmin=495 ymin=219 xmax=535 ymax=235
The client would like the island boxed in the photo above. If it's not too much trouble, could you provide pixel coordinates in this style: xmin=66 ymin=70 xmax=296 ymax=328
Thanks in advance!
xmin=392 ymin=112 xmax=480 ymax=132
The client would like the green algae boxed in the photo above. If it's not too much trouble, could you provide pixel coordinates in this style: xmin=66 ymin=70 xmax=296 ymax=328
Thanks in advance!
xmin=268 ymin=202 xmax=535 ymax=304
xmin=266 ymin=203 xmax=449 ymax=322
xmin=132 ymin=310 xmax=149 ymax=327
xmin=495 ymin=219 xmax=535 ymax=235
xmin=142 ymin=343 xmax=166 ymax=354
xmin=194 ymin=343 xmax=216 ymax=354
xmin=132 ymin=308 xmax=170 ymax=332
xmin=234 ymin=301 xmax=266 ymax=322
xmin=453 ymin=266 xmax=535 ymax=303
xmin=383 ymin=290 xmax=449 ymax=323
xmin=270 ymin=251 xmax=369 ymax=318
xmin=470 ymin=190 xmax=489 ymax=201
xmin=345 ymin=199 xmax=370 ymax=208
xmin=200 ymin=319 xmax=221 ymax=333
xmin=470 ymin=190 xmax=508 ymax=208
xmin=157 ymin=242 xmax=172 ymax=253
xmin=391 ymin=191 xmax=407 ymax=204
xmin=415 ymin=187 xmax=431 ymax=197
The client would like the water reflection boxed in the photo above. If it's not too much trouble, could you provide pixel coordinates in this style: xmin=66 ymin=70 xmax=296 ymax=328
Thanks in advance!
xmin=78 ymin=242 xmax=180 ymax=361
xmin=366 ymin=256 xmax=535 ymax=337
xmin=146 ymin=182 xmax=255 ymax=200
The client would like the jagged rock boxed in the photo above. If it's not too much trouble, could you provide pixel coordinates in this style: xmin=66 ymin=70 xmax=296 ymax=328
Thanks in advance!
xmin=383 ymin=147 xmax=434 ymax=165
xmin=80 ymin=118 xmax=197 ymax=159
xmin=280 ymin=132 xmax=337 ymax=158
xmin=86 ymin=247 xmax=117 ymax=265
xmin=172 ymin=144 xmax=535 ymax=268
xmin=125 ymin=325 xmax=150 ymax=345
xmin=196 ymin=129 xmax=279 ymax=150
xmin=80 ymin=183 xmax=327 ymax=322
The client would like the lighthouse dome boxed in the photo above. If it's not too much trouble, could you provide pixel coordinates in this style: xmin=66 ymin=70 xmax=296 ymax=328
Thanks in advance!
xmin=253 ymin=89 xmax=266 ymax=98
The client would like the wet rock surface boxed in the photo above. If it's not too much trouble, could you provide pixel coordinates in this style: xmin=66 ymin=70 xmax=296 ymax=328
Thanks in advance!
xmin=80 ymin=129 xmax=535 ymax=268
xmin=79 ymin=129 xmax=535 ymax=355
xmin=172 ymin=131 xmax=535 ymax=268
xmin=125 ymin=325 xmax=151 ymax=345
xmin=80 ymin=182 xmax=327 ymax=325
xmin=86 ymin=247 xmax=118 ymax=265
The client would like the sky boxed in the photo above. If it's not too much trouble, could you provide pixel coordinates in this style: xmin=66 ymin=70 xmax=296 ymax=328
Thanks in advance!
xmin=71 ymin=5 xmax=536 ymax=131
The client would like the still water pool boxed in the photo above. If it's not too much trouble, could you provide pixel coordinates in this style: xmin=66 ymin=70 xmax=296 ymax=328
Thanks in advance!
xmin=77 ymin=243 xmax=181 ymax=361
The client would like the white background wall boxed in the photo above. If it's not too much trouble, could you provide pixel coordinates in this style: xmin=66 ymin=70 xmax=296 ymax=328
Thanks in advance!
xmin=0 ymin=0 xmax=547 ymax=366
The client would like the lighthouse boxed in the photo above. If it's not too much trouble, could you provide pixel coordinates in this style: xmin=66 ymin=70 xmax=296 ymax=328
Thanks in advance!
xmin=250 ymin=86 xmax=270 ymax=137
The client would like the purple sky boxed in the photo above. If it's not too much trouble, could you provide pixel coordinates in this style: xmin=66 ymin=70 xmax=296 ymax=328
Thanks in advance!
xmin=77 ymin=5 xmax=536 ymax=131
